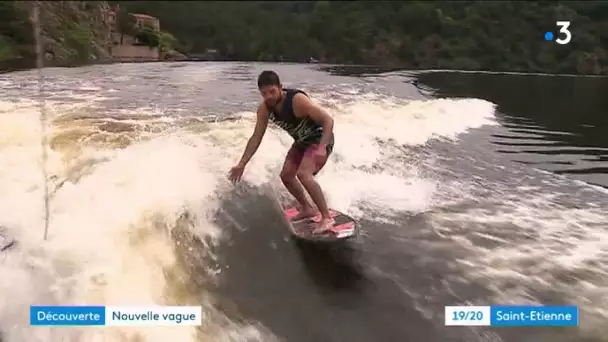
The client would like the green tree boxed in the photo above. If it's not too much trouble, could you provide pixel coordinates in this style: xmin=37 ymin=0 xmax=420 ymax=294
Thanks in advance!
xmin=135 ymin=25 xmax=159 ymax=48
xmin=116 ymin=10 xmax=136 ymax=45
xmin=0 ymin=1 xmax=34 ymax=61
xmin=63 ymin=22 xmax=95 ymax=60
xmin=159 ymin=31 xmax=179 ymax=52
xmin=0 ymin=36 xmax=17 ymax=61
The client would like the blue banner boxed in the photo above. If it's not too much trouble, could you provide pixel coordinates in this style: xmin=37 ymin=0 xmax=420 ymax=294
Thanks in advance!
xmin=30 ymin=305 xmax=203 ymax=326
xmin=30 ymin=306 xmax=106 ymax=326
xmin=490 ymin=305 xmax=578 ymax=327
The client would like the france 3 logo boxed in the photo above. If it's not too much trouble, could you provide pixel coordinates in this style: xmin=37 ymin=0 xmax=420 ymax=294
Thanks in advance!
xmin=545 ymin=21 xmax=572 ymax=45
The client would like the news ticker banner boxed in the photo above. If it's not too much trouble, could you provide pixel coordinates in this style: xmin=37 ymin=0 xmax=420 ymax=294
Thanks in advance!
xmin=445 ymin=305 xmax=578 ymax=327
xmin=30 ymin=305 xmax=578 ymax=327
xmin=30 ymin=306 xmax=202 ymax=326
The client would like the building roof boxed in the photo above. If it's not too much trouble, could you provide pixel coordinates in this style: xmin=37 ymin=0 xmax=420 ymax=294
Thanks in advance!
xmin=132 ymin=13 xmax=158 ymax=21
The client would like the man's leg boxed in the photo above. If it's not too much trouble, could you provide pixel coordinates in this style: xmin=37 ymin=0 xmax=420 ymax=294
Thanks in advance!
xmin=280 ymin=144 xmax=316 ymax=221
xmin=296 ymin=144 xmax=333 ymax=233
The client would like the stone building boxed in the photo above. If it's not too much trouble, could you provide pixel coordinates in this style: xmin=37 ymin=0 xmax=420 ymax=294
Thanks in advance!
xmin=107 ymin=5 xmax=160 ymax=62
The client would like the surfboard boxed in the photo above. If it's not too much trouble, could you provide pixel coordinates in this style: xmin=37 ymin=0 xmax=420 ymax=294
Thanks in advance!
xmin=283 ymin=206 xmax=358 ymax=242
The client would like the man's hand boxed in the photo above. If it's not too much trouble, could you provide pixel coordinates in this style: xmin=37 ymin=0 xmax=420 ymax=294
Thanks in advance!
xmin=228 ymin=163 xmax=246 ymax=183
xmin=231 ymin=103 xmax=269 ymax=181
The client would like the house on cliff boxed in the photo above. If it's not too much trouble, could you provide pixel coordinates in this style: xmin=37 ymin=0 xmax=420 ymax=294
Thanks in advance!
xmin=132 ymin=14 xmax=160 ymax=31
xmin=107 ymin=5 xmax=160 ymax=62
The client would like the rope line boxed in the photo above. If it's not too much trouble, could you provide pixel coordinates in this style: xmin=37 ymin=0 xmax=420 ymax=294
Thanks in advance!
xmin=31 ymin=1 xmax=51 ymax=240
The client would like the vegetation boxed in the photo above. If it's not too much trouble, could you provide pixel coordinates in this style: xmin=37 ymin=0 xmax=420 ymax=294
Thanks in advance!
xmin=1 ymin=1 xmax=607 ymax=74
xmin=113 ymin=1 xmax=608 ymax=75
xmin=158 ymin=31 xmax=180 ymax=53
xmin=59 ymin=17 xmax=99 ymax=61
xmin=0 ymin=36 xmax=17 ymax=61
xmin=0 ymin=1 xmax=34 ymax=62
xmin=116 ymin=10 xmax=136 ymax=45
xmin=0 ymin=1 xmax=112 ymax=71
xmin=135 ymin=25 xmax=160 ymax=48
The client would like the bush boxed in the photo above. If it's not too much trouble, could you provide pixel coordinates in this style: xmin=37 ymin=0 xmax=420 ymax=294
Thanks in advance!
xmin=136 ymin=26 xmax=159 ymax=48
xmin=0 ymin=35 xmax=17 ymax=61
xmin=64 ymin=23 xmax=95 ymax=60
xmin=159 ymin=31 xmax=179 ymax=52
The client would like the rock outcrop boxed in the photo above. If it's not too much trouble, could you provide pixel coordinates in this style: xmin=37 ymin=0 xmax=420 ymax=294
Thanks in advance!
xmin=1 ymin=1 xmax=113 ymax=72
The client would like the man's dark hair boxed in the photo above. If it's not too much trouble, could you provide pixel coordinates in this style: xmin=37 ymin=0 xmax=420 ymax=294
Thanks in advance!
xmin=257 ymin=70 xmax=281 ymax=89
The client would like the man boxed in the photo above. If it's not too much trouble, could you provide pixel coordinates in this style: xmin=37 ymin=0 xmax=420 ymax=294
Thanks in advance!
xmin=228 ymin=70 xmax=335 ymax=234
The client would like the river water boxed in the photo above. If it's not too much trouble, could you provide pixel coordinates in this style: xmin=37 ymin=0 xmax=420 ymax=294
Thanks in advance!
xmin=0 ymin=62 xmax=606 ymax=342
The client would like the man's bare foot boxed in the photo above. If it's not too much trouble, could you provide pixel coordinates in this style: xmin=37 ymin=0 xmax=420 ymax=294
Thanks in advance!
xmin=291 ymin=206 xmax=318 ymax=222
xmin=312 ymin=217 xmax=335 ymax=235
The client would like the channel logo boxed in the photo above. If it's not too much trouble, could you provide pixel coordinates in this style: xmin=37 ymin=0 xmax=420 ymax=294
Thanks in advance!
xmin=544 ymin=21 xmax=572 ymax=45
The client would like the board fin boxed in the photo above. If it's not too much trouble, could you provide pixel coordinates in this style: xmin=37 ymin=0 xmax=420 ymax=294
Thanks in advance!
xmin=0 ymin=226 xmax=16 ymax=251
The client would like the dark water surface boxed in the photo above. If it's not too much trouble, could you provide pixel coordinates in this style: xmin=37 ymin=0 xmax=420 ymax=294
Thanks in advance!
xmin=418 ymin=72 xmax=608 ymax=188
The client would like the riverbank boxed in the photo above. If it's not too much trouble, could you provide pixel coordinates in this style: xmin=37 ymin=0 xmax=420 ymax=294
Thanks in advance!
xmin=0 ymin=57 xmax=112 ymax=74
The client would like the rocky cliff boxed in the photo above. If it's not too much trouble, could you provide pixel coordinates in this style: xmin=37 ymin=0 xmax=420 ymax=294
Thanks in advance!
xmin=0 ymin=1 xmax=113 ymax=72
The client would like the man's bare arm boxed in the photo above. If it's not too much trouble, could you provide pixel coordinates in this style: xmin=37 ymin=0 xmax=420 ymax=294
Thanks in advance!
xmin=237 ymin=103 xmax=269 ymax=167
xmin=293 ymin=93 xmax=334 ymax=147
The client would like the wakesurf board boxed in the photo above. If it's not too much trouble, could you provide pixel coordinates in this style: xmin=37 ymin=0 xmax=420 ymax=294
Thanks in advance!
xmin=284 ymin=206 xmax=358 ymax=242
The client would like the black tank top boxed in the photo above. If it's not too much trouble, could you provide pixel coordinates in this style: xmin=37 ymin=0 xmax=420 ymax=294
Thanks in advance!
xmin=268 ymin=89 xmax=325 ymax=146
